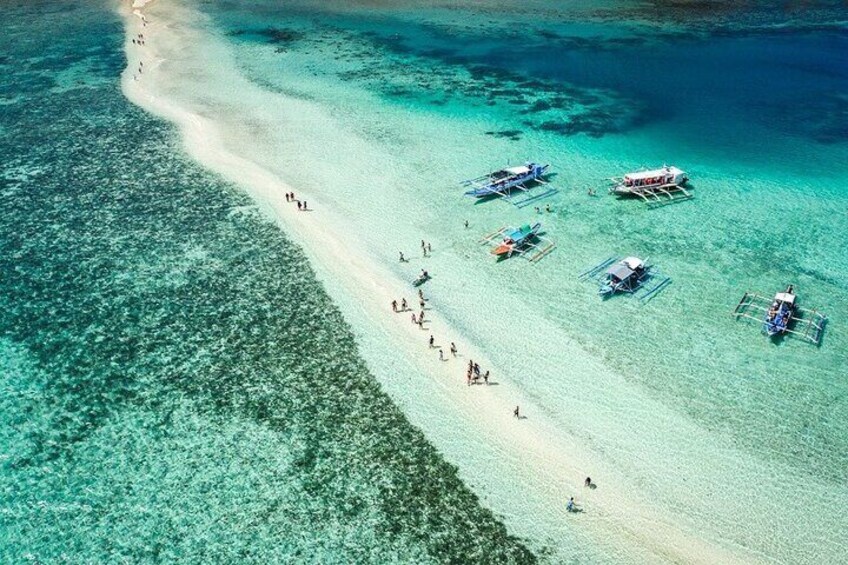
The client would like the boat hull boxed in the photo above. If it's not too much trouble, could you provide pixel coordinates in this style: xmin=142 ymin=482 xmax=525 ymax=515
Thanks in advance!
xmin=465 ymin=164 xmax=549 ymax=197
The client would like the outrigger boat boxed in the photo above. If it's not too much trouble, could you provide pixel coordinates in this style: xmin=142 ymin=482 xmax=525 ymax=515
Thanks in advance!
xmin=479 ymin=222 xmax=555 ymax=262
xmin=491 ymin=223 xmax=541 ymax=257
xmin=733 ymin=285 xmax=826 ymax=344
xmin=461 ymin=162 xmax=557 ymax=208
xmin=608 ymin=165 xmax=691 ymax=205
xmin=578 ymin=256 xmax=671 ymax=301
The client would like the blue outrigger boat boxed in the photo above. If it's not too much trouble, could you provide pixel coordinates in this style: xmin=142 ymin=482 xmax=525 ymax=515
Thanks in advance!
xmin=461 ymin=162 xmax=555 ymax=207
xmin=733 ymin=285 xmax=826 ymax=344
xmin=764 ymin=285 xmax=796 ymax=337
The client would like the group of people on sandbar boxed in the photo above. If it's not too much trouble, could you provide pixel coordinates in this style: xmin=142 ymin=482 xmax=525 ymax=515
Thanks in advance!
xmin=285 ymin=192 xmax=308 ymax=211
xmin=131 ymin=32 xmax=146 ymax=81
xmin=420 ymin=240 xmax=432 ymax=257
xmin=466 ymin=359 xmax=490 ymax=386
xmin=391 ymin=289 xmax=429 ymax=329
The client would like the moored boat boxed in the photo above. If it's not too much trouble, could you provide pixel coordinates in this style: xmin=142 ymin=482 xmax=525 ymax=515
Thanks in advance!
xmin=610 ymin=165 xmax=688 ymax=197
xmin=732 ymin=284 xmax=826 ymax=345
xmin=463 ymin=162 xmax=549 ymax=198
xmin=763 ymin=285 xmax=796 ymax=337
xmin=491 ymin=222 xmax=541 ymax=256
xmin=599 ymin=257 xmax=648 ymax=297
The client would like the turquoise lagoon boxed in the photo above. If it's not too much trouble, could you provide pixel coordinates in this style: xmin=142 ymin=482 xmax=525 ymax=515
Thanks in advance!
xmin=3 ymin=0 xmax=848 ymax=562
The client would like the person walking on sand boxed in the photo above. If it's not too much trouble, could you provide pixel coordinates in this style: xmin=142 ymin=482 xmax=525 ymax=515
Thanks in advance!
xmin=401 ymin=298 xmax=407 ymax=311
xmin=483 ymin=370 xmax=489 ymax=385
xmin=439 ymin=349 xmax=444 ymax=361
xmin=419 ymin=298 xmax=425 ymax=310
xmin=566 ymin=497 xmax=574 ymax=512
xmin=513 ymin=406 xmax=520 ymax=418
xmin=584 ymin=477 xmax=592 ymax=488
xmin=391 ymin=300 xmax=398 ymax=312
xmin=418 ymin=316 xmax=424 ymax=329
xmin=418 ymin=289 xmax=424 ymax=301
xmin=411 ymin=313 xmax=417 ymax=324
xmin=297 ymin=201 xmax=302 ymax=211
xmin=429 ymin=335 xmax=435 ymax=348
xmin=450 ymin=342 xmax=457 ymax=356
xmin=303 ymin=200 xmax=308 ymax=210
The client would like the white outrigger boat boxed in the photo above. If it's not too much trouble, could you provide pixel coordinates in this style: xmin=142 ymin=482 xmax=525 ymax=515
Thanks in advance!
xmin=461 ymin=162 xmax=556 ymax=208
xmin=608 ymin=165 xmax=691 ymax=205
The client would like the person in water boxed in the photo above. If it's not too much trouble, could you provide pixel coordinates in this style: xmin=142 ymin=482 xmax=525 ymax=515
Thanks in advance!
xmin=399 ymin=251 xmax=405 ymax=262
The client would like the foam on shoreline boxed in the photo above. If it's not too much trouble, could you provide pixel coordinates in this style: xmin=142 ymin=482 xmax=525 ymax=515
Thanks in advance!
xmin=116 ymin=1 xmax=846 ymax=562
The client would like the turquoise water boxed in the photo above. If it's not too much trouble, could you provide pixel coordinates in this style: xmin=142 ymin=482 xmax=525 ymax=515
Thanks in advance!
xmin=127 ymin=0 xmax=848 ymax=560
xmin=5 ymin=0 xmax=847 ymax=561
xmin=0 ymin=2 xmax=535 ymax=562
xmin=204 ymin=0 xmax=848 ymax=479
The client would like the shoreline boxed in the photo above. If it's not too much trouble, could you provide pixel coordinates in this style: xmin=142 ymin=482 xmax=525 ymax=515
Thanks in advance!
xmin=114 ymin=1 xmax=820 ymax=562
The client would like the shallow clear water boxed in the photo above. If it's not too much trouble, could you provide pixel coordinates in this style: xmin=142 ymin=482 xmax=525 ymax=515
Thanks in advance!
xmin=202 ymin=0 xmax=848 ymax=478
xmin=128 ymin=0 xmax=848 ymax=561
xmin=0 ymin=2 xmax=535 ymax=562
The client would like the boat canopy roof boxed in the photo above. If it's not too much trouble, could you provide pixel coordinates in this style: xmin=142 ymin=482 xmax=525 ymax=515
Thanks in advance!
xmin=607 ymin=264 xmax=635 ymax=280
xmin=775 ymin=292 xmax=796 ymax=304
xmin=621 ymin=257 xmax=644 ymax=270
xmin=624 ymin=166 xmax=684 ymax=180
xmin=505 ymin=165 xmax=531 ymax=175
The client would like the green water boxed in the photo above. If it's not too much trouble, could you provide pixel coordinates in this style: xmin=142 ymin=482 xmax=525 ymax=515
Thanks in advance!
xmin=0 ymin=1 xmax=535 ymax=562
